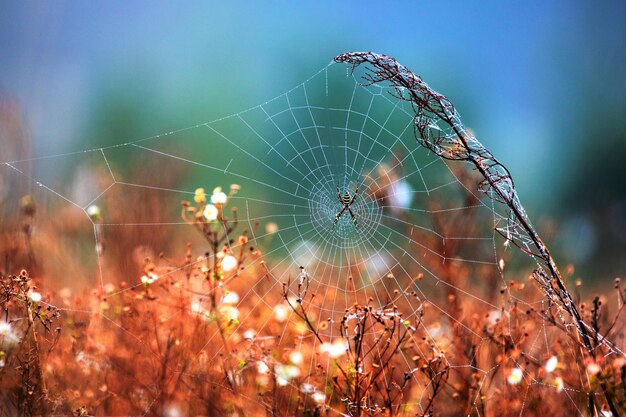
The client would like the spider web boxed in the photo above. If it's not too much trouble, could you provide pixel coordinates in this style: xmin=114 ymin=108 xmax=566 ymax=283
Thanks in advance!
xmin=1 ymin=59 xmax=619 ymax=416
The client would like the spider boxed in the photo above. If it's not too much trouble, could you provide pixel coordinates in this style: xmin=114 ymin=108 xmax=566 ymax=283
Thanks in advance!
xmin=333 ymin=186 xmax=359 ymax=229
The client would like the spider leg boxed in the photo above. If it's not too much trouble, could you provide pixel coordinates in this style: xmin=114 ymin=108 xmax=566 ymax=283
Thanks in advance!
xmin=348 ymin=207 xmax=358 ymax=229
xmin=349 ymin=187 xmax=358 ymax=205
xmin=333 ymin=206 xmax=347 ymax=228
xmin=336 ymin=186 xmax=343 ymax=204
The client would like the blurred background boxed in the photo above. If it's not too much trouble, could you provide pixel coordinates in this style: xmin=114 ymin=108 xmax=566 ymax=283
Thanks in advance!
xmin=1 ymin=0 xmax=624 ymax=285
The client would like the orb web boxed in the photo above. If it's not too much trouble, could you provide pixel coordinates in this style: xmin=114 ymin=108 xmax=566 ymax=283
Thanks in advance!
xmin=1 ymin=56 xmax=623 ymax=416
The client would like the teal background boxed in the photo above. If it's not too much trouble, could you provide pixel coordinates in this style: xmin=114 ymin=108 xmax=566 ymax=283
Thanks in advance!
xmin=1 ymin=1 xmax=624 ymax=282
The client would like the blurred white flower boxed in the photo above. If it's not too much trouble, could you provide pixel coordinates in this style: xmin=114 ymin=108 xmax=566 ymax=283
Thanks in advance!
xmin=257 ymin=361 xmax=270 ymax=375
xmin=163 ymin=403 xmax=182 ymax=417
xmin=0 ymin=322 xmax=10 ymax=336
xmin=29 ymin=292 xmax=42 ymax=303
xmin=203 ymin=204 xmax=218 ymax=221
xmin=279 ymin=363 xmax=300 ymax=379
xmin=211 ymin=187 xmax=228 ymax=204
xmin=275 ymin=363 xmax=300 ymax=386
xmin=300 ymin=383 xmax=315 ymax=394
xmin=221 ymin=291 xmax=239 ymax=304
xmin=0 ymin=322 xmax=20 ymax=348
xmin=265 ymin=222 xmax=278 ymax=234
xmin=289 ymin=350 xmax=303 ymax=365
xmin=320 ymin=339 xmax=347 ymax=358
xmin=243 ymin=329 xmax=256 ymax=340
xmin=312 ymin=391 xmax=326 ymax=403
xmin=507 ymin=367 xmax=523 ymax=385
xmin=75 ymin=351 xmax=102 ymax=372
xmin=554 ymin=376 xmax=564 ymax=392
xmin=221 ymin=255 xmax=238 ymax=272
xmin=545 ymin=356 xmax=558 ymax=373
xmin=86 ymin=205 xmax=102 ymax=221
xmin=427 ymin=322 xmax=444 ymax=338
xmin=140 ymin=272 xmax=159 ymax=285
xmin=486 ymin=309 xmax=503 ymax=326
xmin=390 ymin=180 xmax=413 ymax=210
xmin=274 ymin=304 xmax=290 ymax=322
xmin=587 ymin=362 xmax=601 ymax=376
xmin=219 ymin=305 xmax=240 ymax=323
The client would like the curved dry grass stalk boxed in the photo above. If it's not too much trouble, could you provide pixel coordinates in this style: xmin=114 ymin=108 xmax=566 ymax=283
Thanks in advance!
xmin=334 ymin=51 xmax=621 ymax=415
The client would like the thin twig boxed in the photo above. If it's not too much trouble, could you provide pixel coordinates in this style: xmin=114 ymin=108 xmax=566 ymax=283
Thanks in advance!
xmin=334 ymin=51 xmax=621 ymax=415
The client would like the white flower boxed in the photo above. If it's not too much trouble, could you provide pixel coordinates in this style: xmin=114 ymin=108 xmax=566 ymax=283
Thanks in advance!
xmin=312 ymin=391 xmax=326 ymax=403
xmin=221 ymin=291 xmax=240 ymax=304
xmin=211 ymin=187 xmax=228 ymax=204
xmin=86 ymin=205 xmax=101 ymax=221
xmin=140 ymin=272 xmax=159 ymax=285
xmin=300 ymin=383 xmax=315 ymax=394
xmin=163 ymin=404 xmax=182 ymax=417
xmin=0 ymin=322 xmax=11 ymax=336
xmin=289 ymin=351 xmax=303 ymax=365
xmin=30 ymin=292 xmax=42 ymax=303
xmin=243 ymin=329 xmax=256 ymax=340
xmin=486 ymin=309 xmax=503 ymax=326
xmin=587 ymin=362 xmax=601 ymax=376
xmin=257 ymin=361 xmax=270 ymax=375
xmin=275 ymin=363 xmax=300 ymax=384
xmin=265 ymin=222 xmax=278 ymax=234
xmin=219 ymin=305 xmax=240 ymax=323
xmin=0 ymin=322 xmax=20 ymax=347
xmin=390 ymin=180 xmax=413 ymax=209
xmin=554 ymin=376 xmax=564 ymax=392
xmin=320 ymin=339 xmax=347 ymax=358
xmin=274 ymin=304 xmax=290 ymax=322
xmin=203 ymin=204 xmax=218 ymax=221
xmin=545 ymin=356 xmax=558 ymax=373
xmin=507 ymin=367 xmax=523 ymax=385
xmin=221 ymin=255 xmax=238 ymax=272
